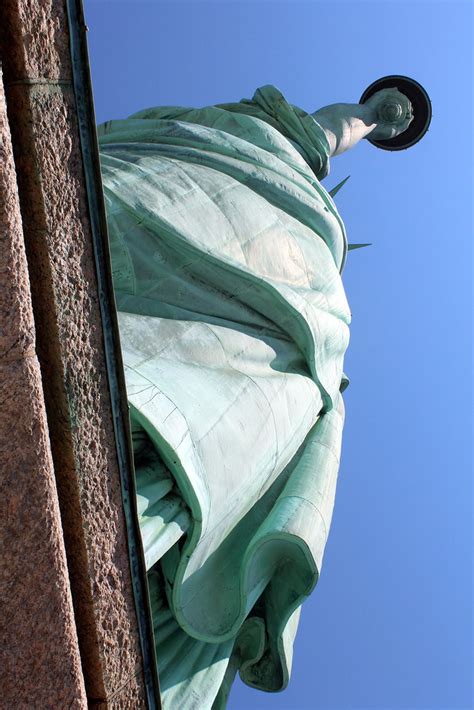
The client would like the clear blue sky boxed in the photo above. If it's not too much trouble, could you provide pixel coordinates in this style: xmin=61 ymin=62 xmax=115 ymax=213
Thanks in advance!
xmin=83 ymin=2 xmax=473 ymax=708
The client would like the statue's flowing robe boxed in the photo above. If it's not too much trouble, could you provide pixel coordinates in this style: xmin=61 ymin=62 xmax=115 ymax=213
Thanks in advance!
xmin=98 ymin=85 xmax=351 ymax=708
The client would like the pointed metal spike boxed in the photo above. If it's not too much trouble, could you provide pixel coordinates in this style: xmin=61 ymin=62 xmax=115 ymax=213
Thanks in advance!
xmin=329 ymin=175 xmax=351 ymax=198
xmin=348 ymin=243 xmax=372 ymax=251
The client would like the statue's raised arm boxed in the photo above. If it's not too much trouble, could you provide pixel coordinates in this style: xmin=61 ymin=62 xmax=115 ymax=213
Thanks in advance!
xmin=313 ymin=87 xmax=414 ymax=156
xmin=313 ymin=75 xmax=431 ymax=157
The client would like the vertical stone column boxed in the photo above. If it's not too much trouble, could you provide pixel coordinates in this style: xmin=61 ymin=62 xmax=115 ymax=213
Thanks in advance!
xmin=0 ymin=1 xmax=155 ymax=706
xmin=0 ymin=66 xmax=87 ymax=709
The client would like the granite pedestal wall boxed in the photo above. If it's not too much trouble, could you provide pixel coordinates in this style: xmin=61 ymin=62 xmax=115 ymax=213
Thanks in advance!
xmin=0 ymin=1 xmax=156 ymax=706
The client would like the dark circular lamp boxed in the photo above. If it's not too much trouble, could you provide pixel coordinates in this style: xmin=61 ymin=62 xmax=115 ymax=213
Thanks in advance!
xmin=359 ymin=75 xmax=432 ymax=151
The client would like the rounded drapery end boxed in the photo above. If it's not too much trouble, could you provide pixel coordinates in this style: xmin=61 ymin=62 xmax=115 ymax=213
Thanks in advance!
xmin=360 ymin=75 xmax=432 ymax=151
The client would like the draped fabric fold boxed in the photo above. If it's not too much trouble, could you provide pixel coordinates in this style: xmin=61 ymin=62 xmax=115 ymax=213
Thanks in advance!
xmin=99 ymin=85 xmax=351 ymax=707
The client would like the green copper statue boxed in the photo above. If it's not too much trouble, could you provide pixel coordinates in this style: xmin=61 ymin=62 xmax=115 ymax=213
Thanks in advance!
xmin=98 ymin=77 xmax=430 ymax=709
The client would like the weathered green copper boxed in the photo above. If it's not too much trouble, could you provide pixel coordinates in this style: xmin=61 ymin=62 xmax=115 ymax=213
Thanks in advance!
xmin=98 ymin=83 xmax=418 ymax=708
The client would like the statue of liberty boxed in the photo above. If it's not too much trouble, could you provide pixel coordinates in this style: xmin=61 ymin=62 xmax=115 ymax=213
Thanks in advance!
xmin=98 ymin=76 xmax=431 ymax=709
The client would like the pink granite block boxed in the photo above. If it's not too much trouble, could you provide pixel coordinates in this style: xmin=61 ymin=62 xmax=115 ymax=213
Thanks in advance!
xmin=0 ymin=66 xmax=87 ymax=709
